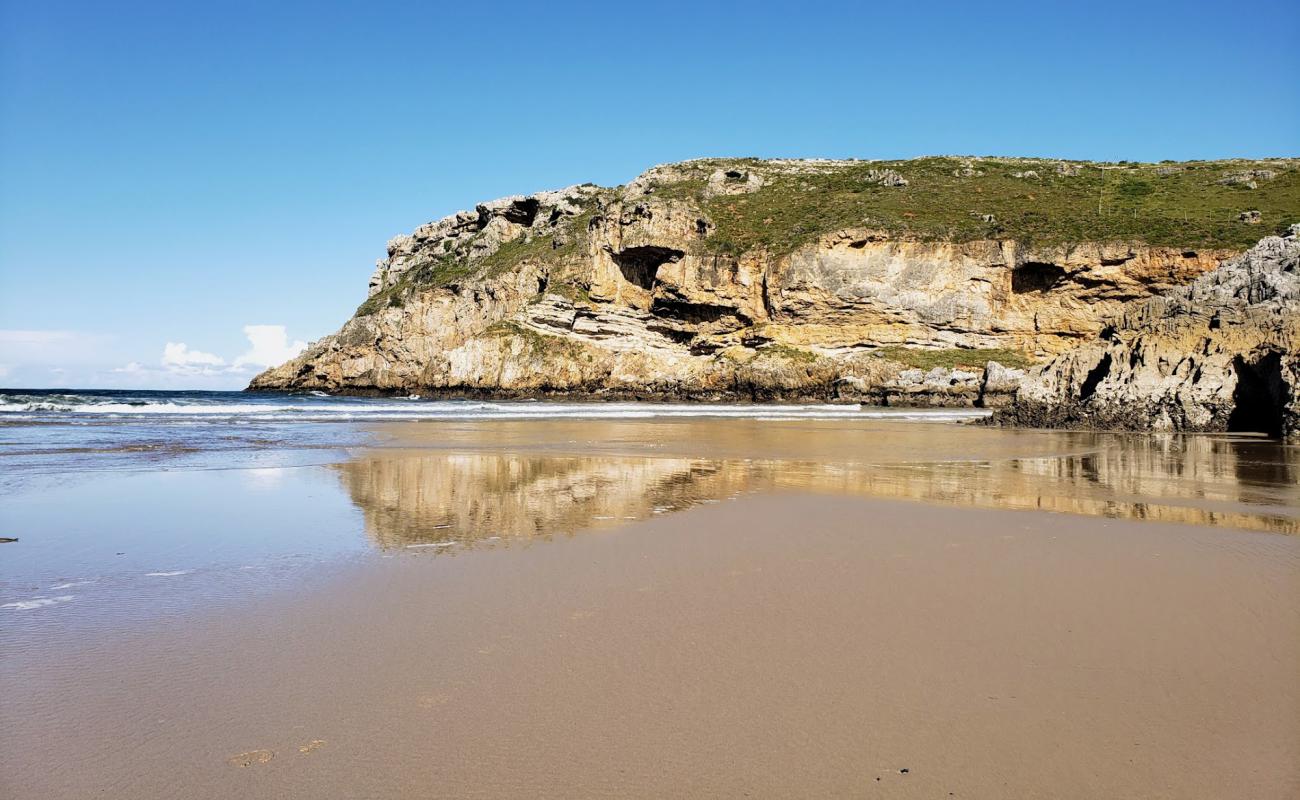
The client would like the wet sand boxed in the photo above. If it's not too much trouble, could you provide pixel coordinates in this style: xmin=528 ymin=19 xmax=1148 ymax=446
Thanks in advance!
xmin=2 ymin=420 xmax=1299 ymax=798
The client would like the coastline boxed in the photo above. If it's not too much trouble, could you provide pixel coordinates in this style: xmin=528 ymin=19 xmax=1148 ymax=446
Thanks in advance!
xmin=4 ymin=407 xmax=1297 ymax=798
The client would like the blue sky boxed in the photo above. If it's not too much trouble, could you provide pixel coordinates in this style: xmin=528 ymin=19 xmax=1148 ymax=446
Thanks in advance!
xmin=1 ymin=0 xmax=1297 ymax=389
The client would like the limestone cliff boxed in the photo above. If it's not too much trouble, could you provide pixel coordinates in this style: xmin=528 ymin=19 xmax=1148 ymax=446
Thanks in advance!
xmin=1000 ymin=226 xmax=1300 ymax=440
xmin=249 ymin=156 xmax=1298 ymax=404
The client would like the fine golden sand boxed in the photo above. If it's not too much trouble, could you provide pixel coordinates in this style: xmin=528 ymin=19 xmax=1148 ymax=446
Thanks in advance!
xmin=2 ymin=420 xmax=1298 ymax=799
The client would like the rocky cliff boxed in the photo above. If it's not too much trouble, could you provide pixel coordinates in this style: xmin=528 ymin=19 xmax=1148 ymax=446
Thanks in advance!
xmin=1000 ymin=225 xmax=1300 ymax=440
xmin=250 ymin=156 xmax=1298 ymax=406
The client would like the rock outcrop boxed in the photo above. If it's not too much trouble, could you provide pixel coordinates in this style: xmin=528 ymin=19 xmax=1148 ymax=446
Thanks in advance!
xmin=1000 ymin=226 xmax=1300 ymax=440
xmin=249 ymin=156 xmax=1298 ymax=410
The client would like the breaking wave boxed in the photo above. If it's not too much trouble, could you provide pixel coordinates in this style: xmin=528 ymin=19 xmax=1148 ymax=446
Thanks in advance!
xmin=1 ymin=391 xmax=989 ymax=423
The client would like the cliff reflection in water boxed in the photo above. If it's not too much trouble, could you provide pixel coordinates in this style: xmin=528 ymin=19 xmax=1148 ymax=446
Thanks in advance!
xmin=333 ymin=428 xmax=1300 ymax=551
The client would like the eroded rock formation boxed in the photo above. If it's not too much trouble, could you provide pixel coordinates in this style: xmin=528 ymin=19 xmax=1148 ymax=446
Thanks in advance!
xmin=249 ymin=157 xmax=1297 ymax=409
xmin=1001 ymin=226 xmax=1300 ymax=440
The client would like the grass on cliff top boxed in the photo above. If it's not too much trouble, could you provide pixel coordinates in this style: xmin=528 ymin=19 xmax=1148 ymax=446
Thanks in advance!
xmin=357 ymin=206 xmax=601 ymax=316
xmin=873 ymin=346 xmax=1036 ymax=371
xmin=358 ymin=156 xmax=1298 ymax=317
xmin=648 ymin=157 xmax=1299 ymax=255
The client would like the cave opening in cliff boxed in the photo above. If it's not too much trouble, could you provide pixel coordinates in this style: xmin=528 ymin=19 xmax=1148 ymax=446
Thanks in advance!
xmin=650 ymin=297 xmax=746 ymax=326
xmin=611 ymin=246 xmax=684 ymax=290
xmin=501 ymin=198 xmax=540 ymax=226
xmin=1012 ymin=262 xmax=1066 ymax=293
xmin=1228 ymin=352 xmax=1287 ymax=438
xmin=1078 ymin=353 xmax=1112 ymax=402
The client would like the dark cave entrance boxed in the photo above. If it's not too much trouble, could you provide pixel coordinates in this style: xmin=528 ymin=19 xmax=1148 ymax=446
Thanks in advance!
xmin=1228 ymin=352 xmax=1287 ymax=438
xmin=611 ymin=246 xmax=684 ymax=290
xmin=1078 ymin=353 xmax=1112 ymax=402
xmin=501 ymin=198 xmax=540 ymax=226
xmin=1012 ymin=262 xmax=1066 ymax=293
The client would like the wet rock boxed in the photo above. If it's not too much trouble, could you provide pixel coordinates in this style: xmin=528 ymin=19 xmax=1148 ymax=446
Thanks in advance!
xmin=979 ymin=361 xmax=1026 ymax=408
xmin=882 ymin=365 xmax=984 ymax=407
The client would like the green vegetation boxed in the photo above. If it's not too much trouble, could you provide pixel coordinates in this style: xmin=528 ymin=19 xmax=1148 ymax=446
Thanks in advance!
xmin=354 ymin=252 xmax=476 ymax=316
xmin=873 ymin=346 xmax=1037 ymax=371
xmin=356 ymin=203 xmax=603 ymax=317
xmin=648 ymin=157 xmax=1300 ymax=255
xmin=755 ymin=343 xmax=820 ymax=363
xmin=545 ymin=280 xmax=593 ymax=306
xmin=486 ymin=320 xmax=587 ymax=358
xmin=358 ymin=157 xmax=1298 ymax=318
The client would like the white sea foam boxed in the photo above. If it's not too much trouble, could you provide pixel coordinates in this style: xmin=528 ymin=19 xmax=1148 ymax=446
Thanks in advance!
xmin=145 ymin=570 xmax=193 ymax=577
xmin=1 ymin=392 xmax=990 ymax=423
xmin=3 ymin=595 xmax=74 ymax=611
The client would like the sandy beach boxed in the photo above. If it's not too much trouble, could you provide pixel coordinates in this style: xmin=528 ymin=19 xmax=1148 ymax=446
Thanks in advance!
xmin=2 ymin=416 xmax=1298 ymax=798
xmin=5 ymin=2 xmax=1298 ymax=797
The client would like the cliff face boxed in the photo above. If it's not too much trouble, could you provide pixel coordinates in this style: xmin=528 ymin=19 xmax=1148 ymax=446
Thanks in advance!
xmin=250 ymin=156 xmax=1297 ymax=404
xmin=1000 ymin=226 xmax=1300 ymax=440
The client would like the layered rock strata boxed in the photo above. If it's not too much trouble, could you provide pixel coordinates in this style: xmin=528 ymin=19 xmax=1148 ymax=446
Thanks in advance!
xmin=251 ymin=157 xmax=1287 ymax=405
xmin=1000 ymin=227 xmax=1300 ymax=439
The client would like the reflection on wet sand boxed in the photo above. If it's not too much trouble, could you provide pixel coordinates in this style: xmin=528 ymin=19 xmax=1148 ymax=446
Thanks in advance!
xmin=335 ymin=421 xmax=1300 ymax=549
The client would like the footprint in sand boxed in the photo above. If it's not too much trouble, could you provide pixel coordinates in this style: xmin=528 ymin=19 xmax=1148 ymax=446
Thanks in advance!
xmin=298 ymin=739 xmax=326 ymax=755
xmin=227 ymin=749 xmax=275 ymax=768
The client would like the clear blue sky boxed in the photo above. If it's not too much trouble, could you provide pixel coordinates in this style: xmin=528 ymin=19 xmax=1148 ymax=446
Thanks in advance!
xmin=2 ymin=0 xmax=1297 ymax=389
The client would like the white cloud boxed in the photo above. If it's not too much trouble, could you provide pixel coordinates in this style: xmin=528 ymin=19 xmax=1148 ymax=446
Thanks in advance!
xmin=4 ymin=324 xmax=309 ymax=389
xmin=161 ymin=342 xmax=226 ymax=368
xmin=233 ymin=325 xmax=307 ymax=368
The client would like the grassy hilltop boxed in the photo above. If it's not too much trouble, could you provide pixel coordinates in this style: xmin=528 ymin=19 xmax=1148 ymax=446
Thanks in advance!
xmin=657 ymin=156 xmax=1299 ymax=254
xmin=360 ymin=156 xmax=1299 ymax=316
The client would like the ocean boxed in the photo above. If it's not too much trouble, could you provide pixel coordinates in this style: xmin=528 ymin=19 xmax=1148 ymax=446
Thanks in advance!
xmin=0 ymin=389 xmax=988 ymax=484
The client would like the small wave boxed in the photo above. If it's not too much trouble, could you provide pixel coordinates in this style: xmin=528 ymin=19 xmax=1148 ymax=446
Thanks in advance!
xmin=3 ymin=595 xmax=74 ymax=611
xmin=2 ymin=391 xmax=991 ymax=424
xmin=145 ymin=570 xmax=193 ymax=577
